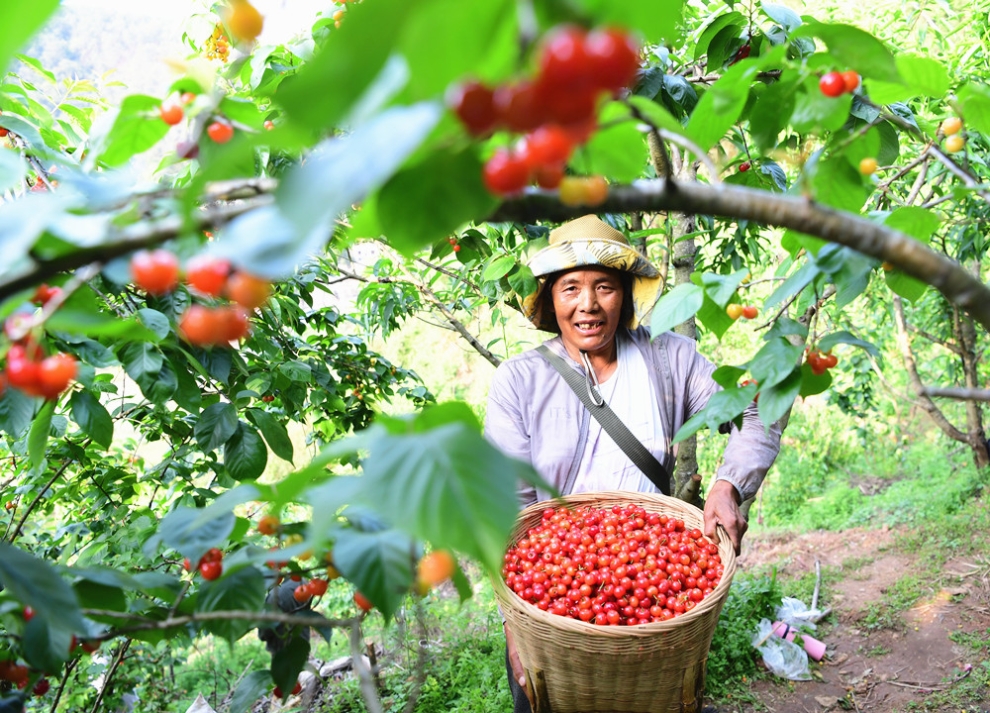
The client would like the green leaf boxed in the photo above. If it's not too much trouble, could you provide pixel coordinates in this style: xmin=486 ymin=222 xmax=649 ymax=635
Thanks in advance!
xmin=885 ymin=270 xmax=927 ymax=302
xmin=811 ymin=158 xmax=869 ymax=212
xmin=830 ymin=250 xmax=874 ymax=309
xmin=701 ymin=270 xmax=750 ymax=308
xmin=195 ymin=402 xmax=239 ymax=452
xmin=876 ymin=121 xmax=900 ymax=165
xmin=378 ymin=147 xmax=497 ymax=257
xmin=884 ymin=207 xmax=941 ymax=243
xmin=761 ymin=3 xmax=802 ymax=32
xmin=69 ymin=390 xmax=114 ymax=449
xmin=798 ymin=362 xmax=832 ymax=397
xmin=225 ymin=422 xmax=269 ymax=481
xmin=687 ymin=60 xmax=760 ymax=154
xmin=230 ymin=671 xmax=272 ymax=713
xmin=695 ymin=293 xmax=736 ymax=341
xmin=757 ymin=367 xmax=801 ymax=429
xmin=694 ymin=12 xmax=745 ymax=60
xmin=711 ymin=365 xmax=748 ymax=389
xmin=650 ymin=283 xmax=704 ymax=335
xmin=159 ymin=506 xmax=236 ymax=566
xmin=0 ymin=3 xmax=59 ymax=77
xmin=172 ymin=357 xmax=204 ymax=413
xmin=334 ymin=527 xmax=416 ymax=620
xmin=271 ymin=636 xmax=310 ymax=697
xmin=626 ymin=96 xmax=686 ymax=136
xmin=354 ymin=403 xmax=535 ymax=575
xmin=507 ymin=265 xmax=537 ymax=298
xmin=22 ymin=617 xmax=73 ymax=672
xmin=0 ymin=388 xmax=35 ymax=439
xmin=247 ymin=409 xmax=294 ymax=463
xmin=28 ymin=399 xmax=54 ymax=468
xmin=819 ymin=330 xmax=879 ymax=359
xmin=747 ymin=338 xmax=803 ymax=390
xmin=135 ymin=361 xmax=178 ymax=405
xmin=895 ymin=55 xmax=948 ymax=98
xmin=791 ymin=77 xmax=852 ymax=133
xmin=120 ymin=342 xmax=163 ymax=381
xmin=482 ymin=255 xmax=516 ymax=282
xmin=97 ymin=95 xmax=171 ymax=167
xmin=279 ymin=360 xmax=312 ymax=383
xmin=573 ymin=103 xmax=646 ymax=182
xmin=577 ymin=0 xmax=683 ymax=43
xmin=74 ymin=580 xmax=127 ymax=614
xmin=673 ymin=388 xmax=752 ymax=444
xmin=957 ymin=83 xmax=990 ymax=136
xmin=0 ymin=543 xmax=87 ymax=633
xmin=136 ymin=308 xmax=171 ymax=342
xmin=195 ymin=566 xmax=266 ymax=645
xmin=796 ymin=22 xmax=900 ymax=83
xmin=46 ymin=310 xmax=157 ymax=340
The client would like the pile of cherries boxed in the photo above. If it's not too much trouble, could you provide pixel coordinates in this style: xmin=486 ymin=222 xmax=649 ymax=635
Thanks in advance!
xmin=502 ymin=504 xmax=724 ymax=626
xmin=448 ymin=25 xmax=640 ymax=197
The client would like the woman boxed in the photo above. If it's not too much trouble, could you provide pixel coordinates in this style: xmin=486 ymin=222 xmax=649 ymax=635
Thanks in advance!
xmin=484 ymin=215 xmax=782 ymax=712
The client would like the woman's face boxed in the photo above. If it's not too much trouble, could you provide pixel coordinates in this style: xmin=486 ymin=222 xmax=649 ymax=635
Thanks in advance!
xmin=550 ymin=267 xmax=625 ymax=360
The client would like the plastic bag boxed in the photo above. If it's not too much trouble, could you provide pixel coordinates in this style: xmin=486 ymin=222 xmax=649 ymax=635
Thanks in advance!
xmin=775 ymin=596 xmax=825 ymax=630
xmin=752 ymin=618 xmax=811 ymax=681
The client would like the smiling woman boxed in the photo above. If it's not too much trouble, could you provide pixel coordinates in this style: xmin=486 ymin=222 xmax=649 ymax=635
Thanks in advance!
xmin=483 ymin=214 xmax=783 ymax=713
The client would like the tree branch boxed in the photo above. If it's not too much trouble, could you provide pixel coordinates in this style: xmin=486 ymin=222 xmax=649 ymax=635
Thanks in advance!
xmin=415 ymin=282 xmax=502 ymax=367
xmin=488 ymin=180 xmax=990 ymax=332
xmin=81 ymin=608 xmax=355 ymax=637
xmin=922 ymin=387 xmax=990 ymax=402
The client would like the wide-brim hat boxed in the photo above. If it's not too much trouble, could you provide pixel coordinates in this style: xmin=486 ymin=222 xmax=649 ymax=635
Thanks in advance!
xmin=521 ymin=215 xmax=664 ymax=332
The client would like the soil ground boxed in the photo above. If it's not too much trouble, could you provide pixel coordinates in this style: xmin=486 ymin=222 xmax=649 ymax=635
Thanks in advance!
xmin=715 ymin=526 xmax=990 ymax=713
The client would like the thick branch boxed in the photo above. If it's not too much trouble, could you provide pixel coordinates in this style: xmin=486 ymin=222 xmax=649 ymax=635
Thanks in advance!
xmin=923 ymin=387 xmax=990 ymax=402
xmin=489 ymin=180 xmax=990 ymax=332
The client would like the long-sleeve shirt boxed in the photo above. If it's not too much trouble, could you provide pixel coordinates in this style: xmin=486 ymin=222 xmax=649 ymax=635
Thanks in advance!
xmin=484 ymin=326 xmax=781 ymax=507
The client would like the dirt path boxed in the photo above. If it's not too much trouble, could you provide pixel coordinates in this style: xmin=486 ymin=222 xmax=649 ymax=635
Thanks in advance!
xmin=716 ymin=527 xmax=990 ymax=712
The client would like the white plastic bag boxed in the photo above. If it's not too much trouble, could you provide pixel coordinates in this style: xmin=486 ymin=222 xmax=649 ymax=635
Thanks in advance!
xmin=752 ymin=618 xmax=811 ymax=681
xmin=775 ymin=596 xmax=825 ymax=630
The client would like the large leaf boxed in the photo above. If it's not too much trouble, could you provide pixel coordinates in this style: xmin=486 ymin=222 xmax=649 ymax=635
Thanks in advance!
xmin=694 ymin=12 xmax=745 ymax=60
xmin=895 ymin=55 xmax=948 ymax=99
xmin=271 ymin=636 xmax=310 ymax=697
xmin=195 ymin=402 xmax=239 ymax=452
xmin=158 ymin=506 xmax=236 ymax=567
xmin=0 ymin=3 xmax=59 ymax=76
xmin=70 ymin=390 xmax=113 ymax=449
xmin=819 ymin=330 xmax=879 ymax=359
xmin=885 ymin=270 xmax=928 ymax=302
xmin=796 ymin=22 xmax=900 ymax=83
xmin=573 ymin=103 xmax=647 ymax=182
xmin=673 ymin=388 xmax=753 ymax=444
xmin=246 ymin=409 xmax=294 ymax=463
xmin=747 ymin=338 xmax=803 ymax=390
xmin=119 ymin=342 xmax=163 ymax=381
xmin=195 ymin=566 xmax=266 ymax=645
xmin=884 ymin=207 xmax=940 ymax=243
xmin=650 ymin=283 xmax=704 ymax=335
xmin=333 ymin=527 xmax=416 ymax=620
xmin=354 ymin=402 xmax=536 ymax=575
xmin=377 ymin=147 xmax=496 ymax=256
xmin=701 ymin=270 xmax=751 ymax=308
xmin=97 ymin=95 xmax=171 ymax=167
xmin=0 ymin=543 xmax=87 ymax=633
xmin=687 ymin=59 xmax=760 ymax=154
xmin=0 ymin=388 xmax=35 ymax=440
xmin=28 ymin=399 xmax=54 ymax=468
xmin=225 ymin=422 xmax=269 ymax=481
xmin=757 ymin=367 xmax=802 ymax=430
xmin=957 ymin=82 xmax=990 ymax=136
xmin=22 ymin=617 xmax=73 ymax=672
xmin=230 ymin=671 xmax=272 ymax=713
xmin=578 ymin=0 xmax=684 ymax=43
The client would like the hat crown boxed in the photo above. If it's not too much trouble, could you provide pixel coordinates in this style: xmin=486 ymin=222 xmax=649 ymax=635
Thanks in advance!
xmin=548 ymin=214 xmax=631 ymax=247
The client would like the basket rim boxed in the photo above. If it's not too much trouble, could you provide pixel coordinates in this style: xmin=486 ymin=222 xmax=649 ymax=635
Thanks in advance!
xmin=493 ymin=490 xmax=737 ymax=637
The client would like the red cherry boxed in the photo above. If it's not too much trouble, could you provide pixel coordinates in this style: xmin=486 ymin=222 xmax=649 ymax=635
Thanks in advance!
xmin=819 ymin=71 xmax=846 ymax=98
xmin=131 ymin=249 xmax=180 ymax=295
xmin=493 ymin=81 xmax=547 ymax=133
xmin=522 ymin=125 xmax=575 ymax=167
xmin=199 ymin=560 xmax=222 ymax=580
xmin=38 ymin=353 xmax=78 ymax=398
xmin=448 ymin=80 xmax=498 ymax=137
xmin=739 ymin=161 xmax=751 ymax=173
xmin=264 ymin=119 xmax=275 ymax=130
xmin=179 ymin=305 xmax=221 ymax=347
xmin=159 ymin=104 xmax=184 ymax=126
xmin=538 ymin=26 xmax=591 ymax=92
xmin=354 ymin=591 xmax=373 ymax=612
xmin=186 ymin=255 xmax=231 ymax=296
xmin=482 ymin=149 xmax=530 ymax=196
xmin=207 ymin=121 xmax=234 ymax=143
xmin=534 ymin=162 xmax=565 ymax=189
xmin=33 ymin=678 xmax=50 ymax=696
xmin=841 ymin=70 xmax=860 ymax=93
xmin=23 ymin=606 xmax=35 ymax=621
xmin=584 ymin=28 xmax=640 ymax=92
xmin=309 ymin=578 xmax=328 ymax=596
xmin=293 ymin=584 xmax=312 ymax=602
xmin=220 ymin=306 xmax=251 ymax=342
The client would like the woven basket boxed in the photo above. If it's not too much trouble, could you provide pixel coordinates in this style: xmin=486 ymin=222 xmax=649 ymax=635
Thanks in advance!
xmin=492 ymin=491 xmax=737 ymax=713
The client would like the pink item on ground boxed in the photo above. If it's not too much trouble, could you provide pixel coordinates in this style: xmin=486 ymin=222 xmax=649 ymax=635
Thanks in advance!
xmin=772 ymin=621 xmax=826 ymax=661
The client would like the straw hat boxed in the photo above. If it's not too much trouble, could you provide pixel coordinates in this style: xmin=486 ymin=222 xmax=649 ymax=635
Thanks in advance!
xmin=521 ymin=215 xmax=664 ymax=332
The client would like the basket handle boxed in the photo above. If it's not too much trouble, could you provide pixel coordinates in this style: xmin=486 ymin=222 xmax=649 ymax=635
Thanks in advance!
xmin=524 ymin=667 xmax=553 ymax=713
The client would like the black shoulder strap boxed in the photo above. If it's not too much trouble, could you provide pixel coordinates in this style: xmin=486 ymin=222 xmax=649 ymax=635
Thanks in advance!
xmin=537 ymin=344 xmax=671 ymax=496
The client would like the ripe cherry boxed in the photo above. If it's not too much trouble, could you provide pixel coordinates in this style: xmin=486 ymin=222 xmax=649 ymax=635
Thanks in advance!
xmin=131 ymin=249 xmax=180 ymax=295
xmin=539 ymin=26 xmax=591 ymax=92
xmin=859 ymin=157 xmax=878 ymax=175
xmin=840 ymin=70 xmax=860 ymax=93
xmin=585 ymin=27 xmax=640 ymax=92
xmin=181 ymin=92 xmax=197 ymax=104
xmin=741 ymin=305 xmax=758 ymax=319
xmin=354 ymin=591 xmax=373 ymax=612
xmin=264 ymin=119 xmax=274 ymax=130
xmin=257 ymin=514 xmax=280 ymax=535
xmin=262 ymin=394 xmax=275 ymax=402
xmin=221 ymin=306 xmax=251 ymax=342
xmin=819 ymin=71 xmax=846 ymax=98
xmin=199 ymin=560 xmax=223 ymax=580
xmin=293 ymin=584 xmax=312 ymax=602
xmin=159 ymin=104 xmax=184 ymax=126
xmin=179 ymin=305 xmax=221 ymax=347
xmin=522 ymin=125 xmax=574 ymax=168
xmin=726 ymin=304 xmax=744 ymax=320
xmin=23 ymin=606 xmax=35 ymax=622
xmin=417 ymin=550 xmax=456 ymax=591
xmin=38 ymin=353 xmax=78 ymax=398
xmin=493 ymin=81 xmax=546 ymax=133
xmin=186 ymin=255 xmax=231 ymax=296
xmin=226 ymin=272 xmax=271 ymax=309
xmin=482 ymin=149 xmax=530 ymax=196
xmin=739 ymin=161 xmax=751 ymax=173
xmin=309 ymin=578 xmax=329 ymax=596
xmin=448 ymin=80 xmax=498 ymax=137
xmin=534 ymin=162 xmax=565 ymax=189
xmin=31 ymin=284 xmax=62 ymax=306
xmin=225 ymin=0 xmax=264 ymax=42
xmin=207 ymin=121 xmax=235 ymax=144
xmin=33 ymin=678 xmax=50 ymax=696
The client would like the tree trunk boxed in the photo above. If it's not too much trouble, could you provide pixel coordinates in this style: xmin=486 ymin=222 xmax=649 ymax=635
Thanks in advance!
xmin=953 ymin=300 xmax=989 ymax=469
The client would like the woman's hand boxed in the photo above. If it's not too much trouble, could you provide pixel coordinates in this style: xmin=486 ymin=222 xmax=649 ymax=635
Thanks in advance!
xmin=703 ymin=479 xmax=747 ymax=555
xmin=504 ymin=622 xmax=532 ymax=703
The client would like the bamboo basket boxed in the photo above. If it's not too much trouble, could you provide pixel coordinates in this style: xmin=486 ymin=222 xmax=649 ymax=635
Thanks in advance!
xmin=492 ymin=491 xmax=737 ymax=713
